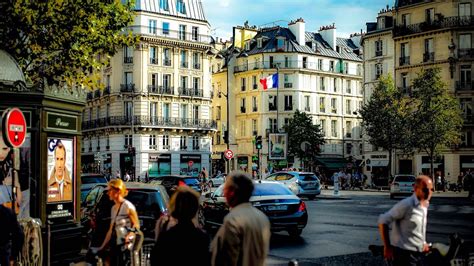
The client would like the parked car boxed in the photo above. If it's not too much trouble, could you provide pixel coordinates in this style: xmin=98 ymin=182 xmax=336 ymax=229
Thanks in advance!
xmin=81 ymin=182 xmax=169 ymax=247
xmin=390 ymin=174 xmax=416 ymax=199
xmin=265 ymin=171 xmax=321 ymax=200
xmin=200 ymin=181 xmax=308 ymax=237
xmin=80 ymin=173 xmax=108 ymax=203
xmin=209 ymin=173 xmax=227 ymax=187
xmin=148 ymin=175 xmax=201 ymax=194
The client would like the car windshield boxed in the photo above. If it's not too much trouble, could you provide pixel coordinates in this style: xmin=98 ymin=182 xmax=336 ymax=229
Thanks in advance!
xmin=299 ymin=174 xmax=318 ymax=181
xmin=395 ymin=176 xmax=416 ymax=182
xmin=253 ymin=183 xmax=294 ymax=196
xmin=184 ymin=178 xmax=199 ymax=185
xmin=82 ymin=176 xmax=106 ymax=184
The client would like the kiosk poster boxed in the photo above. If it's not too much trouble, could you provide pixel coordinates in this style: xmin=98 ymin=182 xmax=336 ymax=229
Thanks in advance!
xmin=47 ymin=138 xmax=74 ymax=204
xmin=269 ymin=133 xmax=287 ymax=160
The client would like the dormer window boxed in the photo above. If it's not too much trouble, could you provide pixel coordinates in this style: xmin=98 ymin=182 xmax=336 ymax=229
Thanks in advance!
xmin=276 ymin=38 xmax=285 ymax=51
xmin=176 ymin=0 xmax=186 ymax=14
xmin=336 ymin=46 xmax=340 ymax=53
xmin=245 ymin=41 xmax=250 ymax=51
xmin=257 ymin=38 xmax=262 ymax=49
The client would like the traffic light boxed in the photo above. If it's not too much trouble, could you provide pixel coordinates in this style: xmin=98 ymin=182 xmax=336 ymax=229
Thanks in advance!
xmin=223 ymin=130 xmax=229 ymax=144
xmin=255 ymin=136 xmax=262 ymax=150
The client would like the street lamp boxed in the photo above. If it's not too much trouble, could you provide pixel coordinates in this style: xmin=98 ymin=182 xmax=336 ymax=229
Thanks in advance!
xmin=448 ymin=39 xmax=456 ymax=79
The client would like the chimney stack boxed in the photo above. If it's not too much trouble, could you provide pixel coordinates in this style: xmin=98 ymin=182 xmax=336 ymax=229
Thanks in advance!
xmin=319 ymin=23 xmax=337 ymax=51
xmin=288 ymin=18 xmax=305 ymax=45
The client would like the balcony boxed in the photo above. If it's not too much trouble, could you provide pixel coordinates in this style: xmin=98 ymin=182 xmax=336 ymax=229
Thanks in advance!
xmin=423 ymin=52 xmax=435 ymax=62
xmin=399 ymin=56 xmax=410 ymax=66
xmin=394 ymin=15 xmax=474 ymax=37
xmin=269 ymin=104 xmax=277 ymax=111
xmin=284 ymin=83 xmax=293 ymax=88
xmin=304 ymin=107 xmax=310 ymax=112
xmin=194 ymin=63 xmax=201 ymax=70
xmin=163 ymin=59 xmax=171 ymax=66
xmin=375 ymin=50 xmax=383 ymax=57
xmin=241 ymin=86 xmax=246 ymax=91
xmin=148 ymin=85 xmax=174 ymax=95
xmin=127 ymin=25 xmax=212 ymax=44
xmin=456 ymin=81 xmax=473 ymax=91
xmin=181 ymin=62 xmax=188 ymax=68
xmin=346 ymin=133 xmax=352 ymax=138
xmin=284 ymin=105 xmax=293 ymax=111
xmin=94 ymin=89 xmax=101 ymax=98
xmin=87 ymin=92 xmax=93 ymax=100
xmin=150 ymin=58 xmax=158 ymax=65
xmin=399 ymin=86 xmax=412 ymax=96
xmin=233 ymin=60 xmax=361 ymax=76
xmin=234 ymin=65 xmax=248 ymax=72
xmin=458 ymin=48 xmax=474 ymax=60
xmin=124 ymin=57 xmax=133 ymax=64
xmin=240 ymin=107 xmax=246 ymax=113
xmin=179 ymin=87 xmax=203 ymax=97
xmin=82 ymin=116 xmax=217 ymax=130
xmin=253 ymin=84 xmax=258 ymax=90
xmin=120 ymin=84 xmax=135 ymax=93
xmin=252 ymin=107 xmax=257 ymax=112
xmin=462 ymin=114 xmax=474 ymax=125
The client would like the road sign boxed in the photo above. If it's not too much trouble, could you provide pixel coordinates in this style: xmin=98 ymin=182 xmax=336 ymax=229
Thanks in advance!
xmin=1 ymin=108 xmax=27 ymax=148
xmin=224 ymin=149 xmax=234 ymax=160
xmin=188 ymin=160 xmax=194 ymax=167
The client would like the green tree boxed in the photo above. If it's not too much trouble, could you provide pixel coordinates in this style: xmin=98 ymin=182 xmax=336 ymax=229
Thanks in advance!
xmin=360 ymin=75 xmax=410 ymax=178
xmin=283 ymin=110 xmax=325 ymax=170
xmin=410 ymin=68 xmax=463 ymax=181
xmin=0 ymin=0 xmax=138 ymax=88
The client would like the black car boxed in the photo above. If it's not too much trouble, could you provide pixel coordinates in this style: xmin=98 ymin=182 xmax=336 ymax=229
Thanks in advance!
xmin=200 ymin=181 xmax=308 ymax=237
xmin=148 ymin=175 xmax=201 ymax=194
xmin=81 ymin=182 xmax=169 ymax=247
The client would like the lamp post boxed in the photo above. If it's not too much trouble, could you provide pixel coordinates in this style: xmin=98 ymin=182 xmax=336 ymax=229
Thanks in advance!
xmin=448 ymin=39 xmax=456 ymax=79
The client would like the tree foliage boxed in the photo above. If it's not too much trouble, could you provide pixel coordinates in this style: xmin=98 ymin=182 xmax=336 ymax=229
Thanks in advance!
xmin=0 ymin=0 xmax=138 ymax=88
xmin=410 ymin=68 xmax=463 ymax=177
xmin=283 ymin=110 xmax=325 ymax=164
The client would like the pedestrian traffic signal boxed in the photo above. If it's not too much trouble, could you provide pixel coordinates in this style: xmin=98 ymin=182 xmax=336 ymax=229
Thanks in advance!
xmin=255 ymin=136 xmax=262 ymax=150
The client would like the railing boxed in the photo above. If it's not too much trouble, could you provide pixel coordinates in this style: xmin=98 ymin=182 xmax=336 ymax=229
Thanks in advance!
xmin=233 ymin=60 xmax=361 ymax=76
xmin=462 ymin=114 xmax=474 ymax=125
xmin=284 ymin=105 xmax=293 ymax=111
xmin=284 ymin=83 xmax=293 ymax=88
xmin=120 ymin=84 xmax=135 ymax=93
xmin=181 ymin=62 xmax=188 ymax=68
xmin=253 ymin=84 xmax=258 ymax=90
xmin=375 ymin=50 xmax=383 ymax=57
xmin=394 ymin=15 xmax=474 ymax=37
xmin=94 ymin=90 xmax=101 ymax=98
xmin=124 ymin=57 xmax=133 ymax=64
xmin=240 ymin=107 xmax=246 ymax=113
xmin=399 ymin=86 xmax=412 ymax=95
xmin=194 ymin=63 xmax=201 ymax=69
xmin=456 ymin=81 xmax=473 ymax=91
xmin=150 ymin=58 xmax=158 ymax=65
xmin=304 ymin=107 xmax=310 ymax=112
xmin=82 ymin=116 xmax=217 ymax=130
xmin=148 ymin=85 xmax=174 ymax=95
xmin=423 ymin=52 xmax=435 ymax=62
xmin=87 ymin=92 xmax=93 ymax=100
xmin=399 ymin=56 xmax=410 ymax=66
xmin=127 ymin=25 xmax=212 ymax=44
xmin=241 ymin=86 xmax=246 ymax=91
xmin=178 ymin=87 xmax=204 ymax=97
xmin=458 ymin=48 xmax=474 ymax=60
xmin=163 ymin=59 xmax=171 ymax=66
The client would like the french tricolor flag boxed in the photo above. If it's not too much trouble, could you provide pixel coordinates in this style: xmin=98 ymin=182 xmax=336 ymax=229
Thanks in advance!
xmin=260 ymin=73 xmax=278 ymax=90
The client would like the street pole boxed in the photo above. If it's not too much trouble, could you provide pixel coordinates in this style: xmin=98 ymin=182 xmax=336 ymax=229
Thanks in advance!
xmin=257 ymin=148 xmax=260 ymax=180
xmin=276 ymin=64 xmax=280 ymax=132
xmin=226 ymin=54 xmax=231 ymax=173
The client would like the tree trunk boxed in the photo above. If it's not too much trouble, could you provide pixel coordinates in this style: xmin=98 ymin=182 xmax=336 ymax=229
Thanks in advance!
xmin=429 ymin=151 xmax=435 ymax=192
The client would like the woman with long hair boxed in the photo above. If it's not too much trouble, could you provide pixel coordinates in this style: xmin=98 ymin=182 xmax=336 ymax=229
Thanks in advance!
xmin=99 ymin=179 xmax=139 ymax=266
xmin=0 ymin=136 xmax=22 ymax=213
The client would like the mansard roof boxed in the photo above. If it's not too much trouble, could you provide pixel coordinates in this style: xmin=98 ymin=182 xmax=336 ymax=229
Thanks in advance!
xmin=135 ymin=0 xmax=207 ymax=22
xmin=242 ymin=26 xmax=362 ymax=62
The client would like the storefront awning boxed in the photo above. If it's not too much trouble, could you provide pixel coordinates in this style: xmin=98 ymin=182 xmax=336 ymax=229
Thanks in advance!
xmin=315 ymin=158 xmax=347 ymax=169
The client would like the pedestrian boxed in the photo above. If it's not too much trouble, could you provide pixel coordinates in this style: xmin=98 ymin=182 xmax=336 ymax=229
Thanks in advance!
xmin=457 ymin=172 xmax=464 ymax=191
xmin=211 ymin=171 xmax=270 ymax=266
xmin=377 ymin=175 xmax=433 ymax=266
xmin=115 ymin=170 xmax=121 ymax=180
xmin=98 ymin=179 xmax=140 ymax=266
xmin=151 ymin=186 xmax=210 ymax=266
xmin=124 ymin=171 xmax=131 ymax=182
xmin=0 ymin=205 xmax=24 ymax=266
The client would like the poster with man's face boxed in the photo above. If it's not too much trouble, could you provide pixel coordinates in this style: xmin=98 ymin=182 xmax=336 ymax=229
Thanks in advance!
xmin=47 ymin=138 xmax=74 ymax=203
xmin=269 ymin=133 xmax=287 ymax=160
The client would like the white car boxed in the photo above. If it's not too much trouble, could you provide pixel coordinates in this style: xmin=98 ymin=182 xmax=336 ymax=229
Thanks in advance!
xmin=209 ymin=173 xmax=227 ymax=187
xmin=390 ymin=175 xmax=416 ymax=199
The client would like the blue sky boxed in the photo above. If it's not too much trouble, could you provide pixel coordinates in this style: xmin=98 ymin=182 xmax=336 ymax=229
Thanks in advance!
xmin=203 ymin=0 xmax=393 ymax=40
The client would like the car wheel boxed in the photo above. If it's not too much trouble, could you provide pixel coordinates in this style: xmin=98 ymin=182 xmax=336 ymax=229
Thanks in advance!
xmin=307 ymin=195 xmax=316 ymax=200
xmin=288 ymin=229 xmax=302 ymax=238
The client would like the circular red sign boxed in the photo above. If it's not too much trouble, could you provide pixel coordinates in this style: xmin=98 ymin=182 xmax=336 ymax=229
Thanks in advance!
xmin=2 ymin=108 xmax=27 ymax=148
xmin=188 ymin=160 xmax=194 ymax=167
xmin=224 ymin=149 xmax=234 ymax=160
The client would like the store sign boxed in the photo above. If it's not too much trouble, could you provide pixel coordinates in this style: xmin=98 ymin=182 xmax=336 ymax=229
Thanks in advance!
xmin=46 ymin=113 xmax=78 ymax=132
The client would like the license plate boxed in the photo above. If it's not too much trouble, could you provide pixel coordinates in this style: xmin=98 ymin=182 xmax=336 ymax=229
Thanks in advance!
xmin=267 ymin=205 xmax=288 ymax=211
xmin=305 ymin=182 xmax=316 ymax=188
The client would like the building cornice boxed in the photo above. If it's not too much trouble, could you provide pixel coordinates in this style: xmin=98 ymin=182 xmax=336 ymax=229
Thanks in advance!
xmin=141 ymin=36 xmax=211 ymax=50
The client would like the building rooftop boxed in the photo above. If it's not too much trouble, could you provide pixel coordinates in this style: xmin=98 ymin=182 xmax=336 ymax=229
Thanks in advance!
xmin=134 ymin=0 xmax=207 ymax=22
xmin=0 ymin=50 xmax=25 ymax=83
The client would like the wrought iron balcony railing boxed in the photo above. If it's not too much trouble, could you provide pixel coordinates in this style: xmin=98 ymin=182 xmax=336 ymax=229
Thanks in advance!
xmin=458 ymin=48 xmax=474 ymax=60
xmin=120 ymin=84 xmax=135 ymax=93
xmin=148 ymin=85 xmax=174 ymax=95
xmin=399 ymin=56 xmax=410 ymax=66
xmin=178 ymin=87 xmax=203 ymax=97
xmin=127 ymin=25 xmax=211 ymax=44
xmin=82 ymin=116 xmax=217 ymax=130
xmin=456 ymin=81 xmax=473 ymax=91
xmin=394 ymin=15 xmax=474 ymax=37
xmin=423 ymin=52 xmax=435 ymax=62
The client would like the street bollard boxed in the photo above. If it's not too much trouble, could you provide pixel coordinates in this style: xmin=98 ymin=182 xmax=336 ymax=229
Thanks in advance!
xmin=334 ymin=178 xmax=339 ymax=196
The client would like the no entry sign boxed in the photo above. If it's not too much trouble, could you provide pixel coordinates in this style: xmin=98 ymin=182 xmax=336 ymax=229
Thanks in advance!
xmin=224 ymin=149 xmax=234 ymax=160
xmin=2 ymin=108 xmax=27 ymax=148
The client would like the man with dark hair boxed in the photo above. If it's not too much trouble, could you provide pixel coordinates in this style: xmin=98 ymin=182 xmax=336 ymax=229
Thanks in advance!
xmin=378 ymin=175 xmax=433 ymax=266
xmin=48 ymin=141 xmax=72 ymax=202
xmin=211 ymin=171 xmax=270 ymax=266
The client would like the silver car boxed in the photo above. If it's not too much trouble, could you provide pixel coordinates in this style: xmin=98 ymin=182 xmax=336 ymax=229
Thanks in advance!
xmin=209 ymin=173 xmax=227 ymax=187
xmin=265 ymin=171 xmax=321 ymax=200
xmin=390 ymin=174 xmax=416 ymax=199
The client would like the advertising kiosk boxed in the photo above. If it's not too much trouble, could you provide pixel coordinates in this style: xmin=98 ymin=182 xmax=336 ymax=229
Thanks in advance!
xmin=0 ymin=50 xmax=86 ymax=264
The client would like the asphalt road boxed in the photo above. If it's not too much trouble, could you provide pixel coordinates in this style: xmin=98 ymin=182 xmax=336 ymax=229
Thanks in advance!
xmin=267 ymin=189 xmax=474 ymax=266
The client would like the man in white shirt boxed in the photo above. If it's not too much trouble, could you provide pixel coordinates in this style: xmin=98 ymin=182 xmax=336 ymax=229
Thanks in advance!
xmin=378 ymin=175 xmax=433 ymax=266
